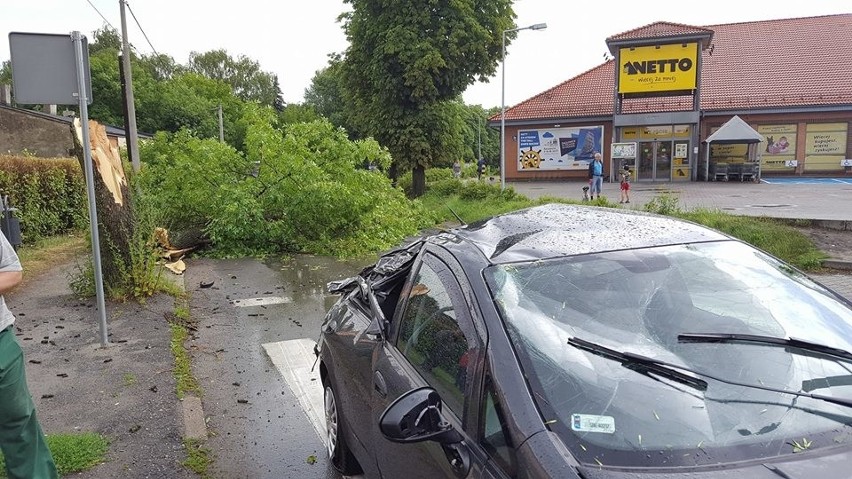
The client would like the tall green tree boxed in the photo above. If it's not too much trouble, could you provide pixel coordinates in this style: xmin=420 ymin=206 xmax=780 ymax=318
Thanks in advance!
xmin=341 ymin=0 xmax=515 ymax=196
xmin=187 ymin=49 xmax=283 ymax=108
xmin=304 ymin=53 xmax=354 ymax=134
xmin=89 ymin=26 xmax=122 ymax=55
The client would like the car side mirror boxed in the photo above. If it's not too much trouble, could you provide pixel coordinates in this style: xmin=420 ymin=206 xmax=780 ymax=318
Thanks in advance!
xmin=379 ymin=387 xmax=463 ymax=445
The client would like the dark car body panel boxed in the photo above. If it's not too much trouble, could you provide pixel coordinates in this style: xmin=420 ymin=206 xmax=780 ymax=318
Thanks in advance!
xmin=317 ymin=204 xmax=852 ymax=478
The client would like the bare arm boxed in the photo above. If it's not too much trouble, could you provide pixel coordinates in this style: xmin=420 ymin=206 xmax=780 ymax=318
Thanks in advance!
xmin=0 ymin=270 xmax=22 ymax=294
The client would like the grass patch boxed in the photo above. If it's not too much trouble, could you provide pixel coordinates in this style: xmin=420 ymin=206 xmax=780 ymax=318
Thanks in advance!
xmin=418 ymin=179 xmax=610 ymax=226
xmin=421 ymin=185 xmax=825 ymax=272
xmin=15 ymin=232 xmax=87 ymax=286
xmin=182 ymin=439 xmax=212 ymax=478
xmin=678 ymin=209 xmax=826 ymax=271
xmin=170 ymin=322 xmax=201 ymax=399
xmin=0 ymin=432 xmax=109 ymax=477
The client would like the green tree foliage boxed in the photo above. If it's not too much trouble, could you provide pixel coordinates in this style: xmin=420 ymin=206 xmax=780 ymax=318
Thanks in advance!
xmin=187 ymin=49 xmax=283 ymax=108
xmin=138 ymin=53 xmax=184 ymax=81
xmin=341 ymin=0 xmax=515 ymax=196
xmin=277 ymin=103 xmax=322 ymax=127
xmin=304 ymin=53 xmax=355 ymax=134
xmin=89 ymin=27 xmax=122 ymax=55
xmin=0 ymin=60 xmax=11 ymax=86
xmin=139 ymin=107 xmax=430 ymax=257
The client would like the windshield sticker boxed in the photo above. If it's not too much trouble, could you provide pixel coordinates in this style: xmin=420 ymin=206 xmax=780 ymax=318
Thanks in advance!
xmin=571 ymin=414 xmax=615 ymax=434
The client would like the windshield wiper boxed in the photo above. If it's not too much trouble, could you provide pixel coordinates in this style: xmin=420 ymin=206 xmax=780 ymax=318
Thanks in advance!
xmin=568 ymin=336 xmax=852 ymax=410
xmin=567 ymin=337 xmax=708 ymax=391
xmin=678 ymin=333 xmax=852 ymax=364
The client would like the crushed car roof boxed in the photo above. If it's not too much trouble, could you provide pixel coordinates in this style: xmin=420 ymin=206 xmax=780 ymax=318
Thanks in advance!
xmin=447 ymin=203 xmax=730 ymax=264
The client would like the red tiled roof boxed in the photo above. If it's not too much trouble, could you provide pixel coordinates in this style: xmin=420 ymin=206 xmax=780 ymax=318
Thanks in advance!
xmin=500 ymin=14 xmax=852 ymax=122
xmin=607 ymin=21 xmax=714 ymax=42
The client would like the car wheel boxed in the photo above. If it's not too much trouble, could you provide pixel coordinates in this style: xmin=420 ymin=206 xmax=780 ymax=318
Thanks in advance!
xmin=324 ymin=383 xmax=362 ymax=475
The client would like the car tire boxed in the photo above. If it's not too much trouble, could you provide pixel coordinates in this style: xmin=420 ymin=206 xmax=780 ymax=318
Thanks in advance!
xmin=324 ymin=382 xmax=362 ymax=475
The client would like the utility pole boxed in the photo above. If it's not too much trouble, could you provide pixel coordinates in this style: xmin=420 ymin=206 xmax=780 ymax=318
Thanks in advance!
xmin=218 ymin=104 xmax=224 ymax=142
xmin=119 ymin=0 xmax=140 ymax=172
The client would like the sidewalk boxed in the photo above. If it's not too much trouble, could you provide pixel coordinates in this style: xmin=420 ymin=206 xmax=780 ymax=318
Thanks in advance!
xmin=509 ymin=179 xmax=852 ymax=223
xmin=6 ymin=262 xmax=192 ymax=479
xmin=509 ymin=179 xmax=852 ymax=265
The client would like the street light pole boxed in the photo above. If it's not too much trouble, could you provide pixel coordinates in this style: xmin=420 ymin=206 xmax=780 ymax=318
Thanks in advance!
xmin=501 ymin=23 xmax=547 ymax=191
xmin=477 ymin=118 xmax=482 ymax=162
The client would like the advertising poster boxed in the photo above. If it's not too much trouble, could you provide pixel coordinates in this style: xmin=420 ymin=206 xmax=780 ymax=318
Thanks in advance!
xmin=757 ymin=124 xmax=797 ymax=171
xmin=804 ymin=123 xmax=848 ymax=172
xmin=611 ymin=142 xmax=637 ymax=159
xmin=518 ymin=126 xmax=604 ymax=170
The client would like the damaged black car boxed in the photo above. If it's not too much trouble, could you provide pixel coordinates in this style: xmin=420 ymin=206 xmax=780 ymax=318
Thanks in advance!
xmin=316 ymin=203 xmax=852 ymax=479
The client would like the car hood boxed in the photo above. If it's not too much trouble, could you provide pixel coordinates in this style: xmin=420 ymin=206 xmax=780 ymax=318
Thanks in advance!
xmin=575 ymin=445 xmax=852 ymax=479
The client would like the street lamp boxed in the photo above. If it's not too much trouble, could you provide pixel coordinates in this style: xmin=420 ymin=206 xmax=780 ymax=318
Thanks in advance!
xmin=501 ymin=23 xmax=546 ymax=191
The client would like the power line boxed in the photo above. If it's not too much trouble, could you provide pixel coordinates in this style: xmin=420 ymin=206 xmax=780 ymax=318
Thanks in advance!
xmin=84 ymin=0 xmax=117 ymax=31
xmin=125 ymin=1 xmax=160 ymax=57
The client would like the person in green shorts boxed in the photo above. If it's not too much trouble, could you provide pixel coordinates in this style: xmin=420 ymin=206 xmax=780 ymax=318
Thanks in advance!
xmin=0 ymin=233 xmax=58 ymax=479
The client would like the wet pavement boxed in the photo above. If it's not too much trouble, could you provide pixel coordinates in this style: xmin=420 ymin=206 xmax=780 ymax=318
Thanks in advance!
xmin=186 ymin=255 xmax=368 ymax=479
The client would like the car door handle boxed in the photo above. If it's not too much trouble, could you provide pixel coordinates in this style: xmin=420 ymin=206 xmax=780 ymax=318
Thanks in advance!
xmin=373 ymin=371 xmax=387 ymax=398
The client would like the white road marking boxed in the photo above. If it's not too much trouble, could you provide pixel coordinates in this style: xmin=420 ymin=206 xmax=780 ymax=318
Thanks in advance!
xmin=231 ymin=296 xmax=292 ymax=307
xmin=262 ymin=338 xmax=325 ymax=441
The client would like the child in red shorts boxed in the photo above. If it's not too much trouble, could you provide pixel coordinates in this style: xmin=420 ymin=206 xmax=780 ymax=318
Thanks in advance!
xmin=619 ymin=165 xmax=631 ymax=204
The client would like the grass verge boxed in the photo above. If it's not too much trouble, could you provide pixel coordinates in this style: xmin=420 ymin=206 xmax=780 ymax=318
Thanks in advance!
xmin=678 ymin=209 xmax=826 ymax=270
xmin=0 ymin=432 xmax=109 ymax=477
xmin=182 ymin=439 xmax=212 ymax=479
xmin=170 ymin=319 xmax=201 ymax=399
xmin=168 ymin=296 xmax=211 ymax=476
xmin=15 ymin=232 xmax=87 ymax=287
xmin=419 ymin=180 xmax=826 ymax=272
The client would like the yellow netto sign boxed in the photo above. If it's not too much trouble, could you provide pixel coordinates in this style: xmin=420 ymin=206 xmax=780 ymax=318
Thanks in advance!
xmin=619 ymin=43 xmax=698 ymax=94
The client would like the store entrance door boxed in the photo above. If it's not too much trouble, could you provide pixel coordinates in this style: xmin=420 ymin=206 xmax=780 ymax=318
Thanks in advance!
xmin=638 ymin=141 xmax=672 ymax=181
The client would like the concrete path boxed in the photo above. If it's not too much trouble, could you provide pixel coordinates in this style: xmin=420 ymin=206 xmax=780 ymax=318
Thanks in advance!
xmin=509 ymin=180 xmax=852 ymax=223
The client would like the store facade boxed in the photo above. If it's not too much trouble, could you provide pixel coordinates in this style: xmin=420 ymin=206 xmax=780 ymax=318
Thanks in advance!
xmin=494 ymin=14 xmax=852 ymax=182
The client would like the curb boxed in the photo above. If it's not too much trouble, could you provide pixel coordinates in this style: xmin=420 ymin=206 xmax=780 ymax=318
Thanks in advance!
xmin=822 ymin=259 xmax=852 ymax=271
xmin=162 ymin=267 xmax=210 ymax=441
xmin=777 ymin=218 xmax=851 ymax=231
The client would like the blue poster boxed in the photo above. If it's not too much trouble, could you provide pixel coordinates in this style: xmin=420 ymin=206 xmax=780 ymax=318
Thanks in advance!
xmin=516 ymin=126 xmax=604 ymax=170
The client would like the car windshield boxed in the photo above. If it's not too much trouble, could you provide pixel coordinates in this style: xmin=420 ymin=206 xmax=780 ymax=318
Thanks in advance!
xmin=484 ymin=240 xmax=852 ymax=468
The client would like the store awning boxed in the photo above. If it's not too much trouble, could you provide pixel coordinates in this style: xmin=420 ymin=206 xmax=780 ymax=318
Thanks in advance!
xmin=704 ymin=115 xmax=764 ymax=144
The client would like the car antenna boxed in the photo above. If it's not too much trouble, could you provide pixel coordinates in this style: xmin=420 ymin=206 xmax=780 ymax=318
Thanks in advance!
xmin=447 ymin=205 xmax=466 ymax=226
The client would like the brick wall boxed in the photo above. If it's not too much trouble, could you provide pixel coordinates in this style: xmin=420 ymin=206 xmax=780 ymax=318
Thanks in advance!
xmin=0 ymin=107 xmax=74 ymax=158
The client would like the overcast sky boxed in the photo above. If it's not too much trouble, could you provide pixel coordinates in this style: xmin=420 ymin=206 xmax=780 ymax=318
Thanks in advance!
xmin=1 ymin=1 xmax=849 ymax=108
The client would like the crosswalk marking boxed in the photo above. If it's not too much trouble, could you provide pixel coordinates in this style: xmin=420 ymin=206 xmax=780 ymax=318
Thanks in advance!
xmin=262 ymin=339 xmax=325 ymax=441
xmin=231 ymin=296 xmax=292 ymax=307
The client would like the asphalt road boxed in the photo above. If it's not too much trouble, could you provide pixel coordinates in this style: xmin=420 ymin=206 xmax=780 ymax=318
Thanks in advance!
xmin=185 ymin=255 xmax=368 ymax=479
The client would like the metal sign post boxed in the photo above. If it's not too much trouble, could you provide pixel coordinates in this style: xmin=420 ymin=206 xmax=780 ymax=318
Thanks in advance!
xmin=72 ymin=31 xmax=110 ymax=347
xmin=9 ymin=31 xmax=109 ymax=346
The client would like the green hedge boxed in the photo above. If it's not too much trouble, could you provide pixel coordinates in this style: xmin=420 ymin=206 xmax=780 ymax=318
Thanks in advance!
xmin=0 ymin=155 xmax=87 ymax=242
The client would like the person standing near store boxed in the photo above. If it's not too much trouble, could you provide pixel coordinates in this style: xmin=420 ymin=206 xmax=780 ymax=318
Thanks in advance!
xmin=589 ymin=152 xmax=604 ymax=200
xmin=0 ymin=233 xmax=58 ymax=479
xmin=477 ymin=157 xmax=487 ymax=181
xmin=619 ymin=164 xmax=631 ymax=204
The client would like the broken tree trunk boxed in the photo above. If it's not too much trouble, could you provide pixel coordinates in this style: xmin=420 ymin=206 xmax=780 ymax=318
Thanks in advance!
xmin=72 ymin=118 xmax=135 ymax=291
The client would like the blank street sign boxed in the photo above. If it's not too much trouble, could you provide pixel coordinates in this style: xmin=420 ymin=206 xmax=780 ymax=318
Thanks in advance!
xmin=9 ymin=32 xmax=92 ymax=105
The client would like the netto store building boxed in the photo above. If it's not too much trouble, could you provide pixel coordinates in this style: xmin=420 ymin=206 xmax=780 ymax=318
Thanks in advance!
xmin=494 ymin=14 xmax=852 ymax=182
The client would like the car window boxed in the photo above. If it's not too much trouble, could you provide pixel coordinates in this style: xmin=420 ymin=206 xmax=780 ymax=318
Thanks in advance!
xmin=397 ymin=257 xmax=472 ymax=414
xmin=481 ymin=378 xmax=516 ymax=477
xmin=485 ymin=241 xmax=852 ymax=468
